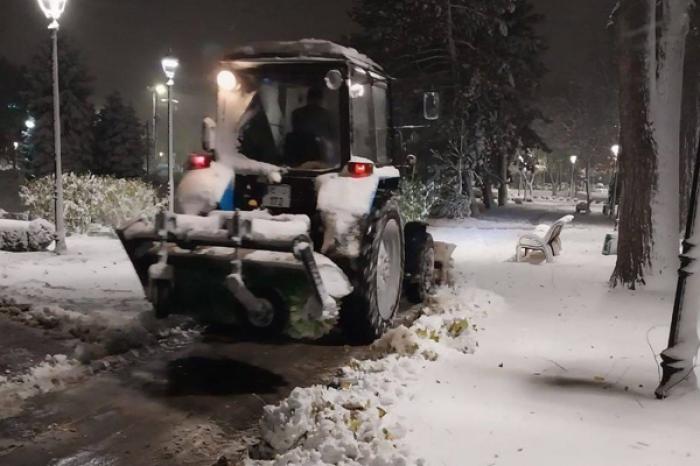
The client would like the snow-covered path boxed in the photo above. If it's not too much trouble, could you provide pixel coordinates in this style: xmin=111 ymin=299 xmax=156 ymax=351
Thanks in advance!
xmin=402 ymin=206 xmax=700 ymax=466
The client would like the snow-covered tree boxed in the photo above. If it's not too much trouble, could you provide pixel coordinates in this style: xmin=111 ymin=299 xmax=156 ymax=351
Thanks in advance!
xmin=611 ymin=0 xmax=693 ymax=289
xmin=21 ymin=37 xmax=95 ymax=177
xmin=93 ymin=92 xmax=146 ymax=178
xmin=351 ymin=0 xmax=546 ymax=212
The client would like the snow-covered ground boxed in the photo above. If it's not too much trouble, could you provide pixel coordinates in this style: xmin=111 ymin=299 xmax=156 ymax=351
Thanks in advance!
xmin=244 ymin=202 xmax=700 ymax=466
xmin=0 ymin=235 xmax=147 ymax=312
xmin=0 ymin=235 xmax=195 ymax=418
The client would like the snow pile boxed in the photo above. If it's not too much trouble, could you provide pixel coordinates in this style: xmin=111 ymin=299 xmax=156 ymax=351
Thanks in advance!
xmin=246 ymin=286 xmax=476 ymax=465
xmin=0 ymin=218 xmax=55 ymax=251
xmin=315 ymin=161 xmax=400 ymax=257
xmin=0 ymin=354 xmax=85 ymax=419
xmin=177 ymin=161 xmax=234 ymax=215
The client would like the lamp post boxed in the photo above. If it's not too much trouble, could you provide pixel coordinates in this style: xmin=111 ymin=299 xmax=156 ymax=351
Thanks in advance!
xmin=36 ymin=0 xmax=68 ymax=254
xmin=148 ymin=84 xmax=166 ymax=177
xmin=161 ymin=56 xmax=179 ymax=212
xmin=610 ymin=144 xmax=620 ymax=218
xmin=569 ymin=155 xmax=578 ymax=200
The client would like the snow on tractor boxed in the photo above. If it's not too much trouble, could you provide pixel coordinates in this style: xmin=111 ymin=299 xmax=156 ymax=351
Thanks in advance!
xmin=118 ymin=40 xmax=450 ymax=342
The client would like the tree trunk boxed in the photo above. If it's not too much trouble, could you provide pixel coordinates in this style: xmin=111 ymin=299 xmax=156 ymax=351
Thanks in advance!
xmin=610 ymin=0 xmax=656 ymax=289
xmin=585 ymin=159 xmax=591 ymax=207
xmin=482 ymin=177 xmax=493 ymax=209
xmin=498 ymin=153 xmax=508 ymax=206
xmin=611 ymin=0 xmax=691 ymax=289
xmin=647 ymin=0 xmax=691 ymax=285
xmin=680 ymin=7 xmax=700 ymax=231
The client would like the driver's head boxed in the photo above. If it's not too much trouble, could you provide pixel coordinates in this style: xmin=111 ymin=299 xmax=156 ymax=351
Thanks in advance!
xmin=307 ymin=86 xmax=324 ymax=105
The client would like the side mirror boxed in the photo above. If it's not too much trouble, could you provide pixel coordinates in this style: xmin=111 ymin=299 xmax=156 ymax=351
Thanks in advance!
xmin=202 ymin=117 xmax=217 ymax=152
xmin=423 ymin=91 xmax=440 ymax=121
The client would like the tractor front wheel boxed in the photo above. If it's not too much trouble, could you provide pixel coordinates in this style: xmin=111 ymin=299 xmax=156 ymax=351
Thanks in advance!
xmin=405 ymin=233 xmax=435 ymax=304
xmin=341 ymin=201 xmax=404 ymax=342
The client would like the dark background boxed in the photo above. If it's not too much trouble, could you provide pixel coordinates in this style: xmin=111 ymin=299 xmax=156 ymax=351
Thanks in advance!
xmin=0 ymin=0 xmax=615 ymax=157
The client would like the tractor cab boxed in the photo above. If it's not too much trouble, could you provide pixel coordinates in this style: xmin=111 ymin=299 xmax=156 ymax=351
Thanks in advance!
xmin=185 ymin=40 xmax=396 ymax=217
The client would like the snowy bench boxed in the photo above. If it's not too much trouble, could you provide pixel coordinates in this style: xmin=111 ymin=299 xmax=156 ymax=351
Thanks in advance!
xmin=515 ymin=215 xmax=573 ymax=263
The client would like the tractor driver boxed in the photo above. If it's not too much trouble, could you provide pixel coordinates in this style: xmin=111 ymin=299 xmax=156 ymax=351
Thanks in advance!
xmin=287 ymin=87 xmax=338 ymax=168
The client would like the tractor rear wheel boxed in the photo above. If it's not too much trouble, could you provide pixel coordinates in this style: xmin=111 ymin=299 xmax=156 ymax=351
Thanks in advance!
xmin=341 ymin=200 xmax=404 ymax=342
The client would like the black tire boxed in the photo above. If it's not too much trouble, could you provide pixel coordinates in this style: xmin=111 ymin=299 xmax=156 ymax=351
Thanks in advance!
xmin=405 ymin=233 xmax=435 ymax=304
xmin=150 ymin=280 xmax=174 ymax=319
xmin=341 ymin=200 xmax=405 ymax=343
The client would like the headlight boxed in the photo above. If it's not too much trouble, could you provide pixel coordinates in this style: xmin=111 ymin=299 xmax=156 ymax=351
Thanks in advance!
xmin=217 ymin=70 xmax=237 ymax=91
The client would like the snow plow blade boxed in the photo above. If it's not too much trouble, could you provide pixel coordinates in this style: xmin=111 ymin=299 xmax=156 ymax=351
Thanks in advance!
xmin=116 ymin=210 xmax=352 ymax=323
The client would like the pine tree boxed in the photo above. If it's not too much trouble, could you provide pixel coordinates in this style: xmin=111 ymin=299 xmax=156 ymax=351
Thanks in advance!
xmin=22 ymin=36 xmax=95 ymax=177
xmin=0 ymin=58 xmax=26 ymax=170
xmin=351 ymin=0 xmax=547 ymax=213
xmin=93 ymin=92 xmax=146 ymax=178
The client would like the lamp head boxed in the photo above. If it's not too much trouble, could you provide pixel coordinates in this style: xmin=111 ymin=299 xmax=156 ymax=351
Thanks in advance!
xmin=216 ymin=70 xmax=237 ymax=91
xmin=611 ymin=144 xmax=620 ymax=158
xmin=37 ymin=0 xmax=67 ymax=29
xmin=569 ymin=155 xmax=578 ymax=165
xmin=161 ymin=56 xmax=179 ymax=84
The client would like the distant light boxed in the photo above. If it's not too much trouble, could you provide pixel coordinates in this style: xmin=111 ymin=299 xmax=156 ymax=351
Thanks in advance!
xmin=570 ymin=155 xmax=578 ymax=165
xmin=159 ymin=151 xmax=164 ymax=158
xmin=161 ymin=56 xmax=179 ymax=86
xmin=36 ymin=0 xmax=67 ymax=29
xmin=13 ymin=141 xmax=19 ymax=150
xmin=25 ymin=118 xmax=36 ymax=129
xmin=217 ymin=70 xmax=237 ymax=91
xmin=611 ymin=144 xmax=620 ymax=157
xmin=154 ymin=84 xmax=167 ymax=96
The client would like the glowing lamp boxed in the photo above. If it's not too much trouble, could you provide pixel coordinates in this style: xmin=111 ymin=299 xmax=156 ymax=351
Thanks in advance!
xmin=348 ymin=161 xmax=374 ymax=178
xmin=189 ymin=153 xmax=212 ymax=170
xmin=37 ymin=0 xmax=67 ymax=29
xmin=217 ymin=70 xmax=237 ymax=91
xmin=161 ymin=56 xmax=179 ymax=86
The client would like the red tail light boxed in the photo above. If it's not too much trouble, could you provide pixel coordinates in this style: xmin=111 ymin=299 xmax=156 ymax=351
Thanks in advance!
xmin=189 ymin=153 xmax=212 ymax=170
xmin=348 ymin=161 xmax=374 ymax=178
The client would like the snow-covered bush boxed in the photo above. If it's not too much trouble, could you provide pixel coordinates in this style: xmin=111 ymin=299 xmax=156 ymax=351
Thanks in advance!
xmin=20 ymin=173 xmax=164 ymax=233
xmin=398 ymin=177 xmax=439 ymax=222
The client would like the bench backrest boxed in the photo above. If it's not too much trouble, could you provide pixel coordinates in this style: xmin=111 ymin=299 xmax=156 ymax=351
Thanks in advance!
xmin=544 ymin=215 xmax=574 ymax=244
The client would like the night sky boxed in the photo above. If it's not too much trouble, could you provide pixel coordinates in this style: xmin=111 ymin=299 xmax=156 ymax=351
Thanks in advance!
xmin=0 ymin=0 xmax=615 ymax=156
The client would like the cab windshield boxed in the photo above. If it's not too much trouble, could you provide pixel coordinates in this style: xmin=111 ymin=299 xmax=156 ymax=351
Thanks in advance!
xmin=233 ymin=63 xmax=342 ymax=171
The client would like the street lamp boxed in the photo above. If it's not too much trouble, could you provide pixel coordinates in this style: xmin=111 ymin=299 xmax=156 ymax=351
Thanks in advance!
xmin=25 ymin=118 xmax=36 ymax=130
xmin=161 ymin=55 xmax=179 ymax=212
xmin=36 ymin=0 xmax=68 ymax=254
xmin=147 ymin=84 xmax=167 ymax=177
xmin=569 ymin=155 xmax=578 ymax=199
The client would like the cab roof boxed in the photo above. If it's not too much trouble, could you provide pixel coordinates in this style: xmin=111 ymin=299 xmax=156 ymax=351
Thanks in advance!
xmin=224 ymin=39 xmax=383 ymax=73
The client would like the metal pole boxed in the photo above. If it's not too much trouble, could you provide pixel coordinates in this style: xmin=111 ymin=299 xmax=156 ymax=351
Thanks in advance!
xmin=656 ymin=127 xmax=700 ymax=399
xmin=167 ymin=83 xmax=174 ymax=212
xmin=52 ymin=27 xmax=66 ymax=254
xmin=570 ymin=163 xmax=575 ymax=199
xmin=150 ymin=90 xmax=158 ymax=177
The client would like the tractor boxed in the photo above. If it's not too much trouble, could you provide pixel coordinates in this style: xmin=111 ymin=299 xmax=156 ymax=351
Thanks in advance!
xmin=118 ymin=40 xmax=447 ymax=342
